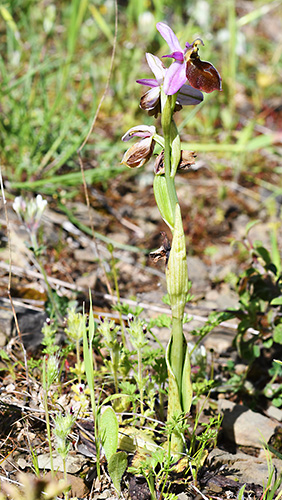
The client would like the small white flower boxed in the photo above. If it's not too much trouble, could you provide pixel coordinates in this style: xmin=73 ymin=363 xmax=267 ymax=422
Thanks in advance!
xmin=13 ymin=194 xmax=47 ymax=234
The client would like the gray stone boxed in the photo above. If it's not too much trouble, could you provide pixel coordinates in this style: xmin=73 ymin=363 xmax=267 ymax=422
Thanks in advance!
xmin=218 ymin=399 xmax=279 ymax=447
xmin=0 ymin=299 xmax=47 ymax=348
xmin=37 ymin=452 xmax=87 ymax=473
xmin=266 ymin=405 xmax=282 ymax=422
xmin=209 ymin=448 xmax=282 ymax=487
xmin=187 ymin=256 xmax=209 ymax=293
xmin=0 ymin=302 xmax=14 ymax=342
xmin=203 ymin=329 xmax=234 ymax=354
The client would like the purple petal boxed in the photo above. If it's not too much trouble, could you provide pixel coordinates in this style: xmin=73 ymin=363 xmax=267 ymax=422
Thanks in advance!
xmin=122 ymin=125 xmax=156 ymax=142
xmin=163 ymin=60 xmax=187 ymax=95
xmin=177 ymin=84 xmax=204 ymax=105
xmin=185 ymin=42 xmax=194 ymax=51
xmin=145 ymin=53 xmax=165 ymax=83
xmin=136 ymin=78 xmax=159 ymax=87
xmin=156 ymin=22 xmax=183 ymax=53
xmin=162 ymin=51 xmax=184 ymax=62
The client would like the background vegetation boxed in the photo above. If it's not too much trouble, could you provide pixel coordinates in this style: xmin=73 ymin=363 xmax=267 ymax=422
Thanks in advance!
xmin=0 ymin=0 xmax=282 ymax=497
xmin=1 ymin=0 xmax=281 ymax=199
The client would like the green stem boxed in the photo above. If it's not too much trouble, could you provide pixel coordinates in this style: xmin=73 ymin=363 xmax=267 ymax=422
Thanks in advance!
xmin=63 ymin=457 xmax=68 ymax=500
xmin=42 ymin=359 xmax=54 ymax=477
xmin=228 ymin=0 xmax=237 ymax=123
xmin=76 ymin=337 xmax=81 ymax=384
xmin=164 ymin=134 xmax=178 ymax=210
xmin=137 ymin=347 xmax=144 ymax=417
xmin=110 ymin=247 xmax=126 ymax=347
xmin=161 ymin=92 xmax=178 ymax=218
xmin=30 ymin=232 xmax=62 ymax=321
xmin=111 ymin=352 xmax=119 ymax=394
xmin=161 ymin=94 xmax=184 ymax=394
xmin=159 ymin=92 xmax=189 ymax=454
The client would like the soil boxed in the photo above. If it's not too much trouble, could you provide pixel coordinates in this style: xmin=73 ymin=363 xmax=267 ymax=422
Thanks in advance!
xmin=0 ymin=150 xmax=282 ymax=499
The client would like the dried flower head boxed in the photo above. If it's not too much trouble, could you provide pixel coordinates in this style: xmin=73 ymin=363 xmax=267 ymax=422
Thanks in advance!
xmin=121 ymin=125 xmax=156 ymax=168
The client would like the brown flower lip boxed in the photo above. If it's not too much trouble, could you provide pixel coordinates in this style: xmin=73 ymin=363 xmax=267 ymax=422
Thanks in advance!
xmin=186 ymin=43 xmax=222 ymax=93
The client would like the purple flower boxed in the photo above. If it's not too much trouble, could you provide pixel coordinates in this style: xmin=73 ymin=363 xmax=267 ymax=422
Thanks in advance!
xmin=137 ymin=52 xmax=203 ymax=116
xmin=156 ymin=22 xmax=222 ymax=95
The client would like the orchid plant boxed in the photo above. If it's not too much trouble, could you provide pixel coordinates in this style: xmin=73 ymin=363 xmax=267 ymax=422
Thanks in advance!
xmin=122 ymin=22 xmax=221 ymax=454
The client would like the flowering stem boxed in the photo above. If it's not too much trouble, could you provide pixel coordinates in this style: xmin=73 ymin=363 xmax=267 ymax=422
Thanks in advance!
xmin=160 ymin=91 xmax=191 ymax=454
xmin=109 ymin=246 xmax=126 ymax=347
xmin=42 ymin=358 xmax=54 ymax=477
xmin=76 ymin=337 xmax=81 ymax=384
xmin=29 ymin=232 xmax=62 ymax=321
xmin=161 ymin=93 xmax=185 ymax=389
xmin=137 ymin=347 xmax=144 ymax=417
xmin=161 ymin=92 xmax=178 ymax=210
xmin=63 ymin=457 xmax=68 ymax=500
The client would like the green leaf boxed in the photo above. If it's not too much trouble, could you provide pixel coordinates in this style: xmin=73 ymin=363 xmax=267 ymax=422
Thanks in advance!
xmin=255 ymin=246 xmax=271 ymax=266
xmin=273 ymin=324 xmax=282 ymax=344
xmin=237 ymin=484 xmax=246 ymax=500
xmin=245 ymin=220 xmax=260 ymax=235
xmin=271 ymin=297 xmax=282 ymax=306
xmin=182 ymin=345 xmax=192 ymax=415
xmin=153 ymin=174 xmax=174 ymax=229
xmin=100 ymin=407 xmax=118 ymax=462
xmin=108 ymin=451 xmax=127 ymax=494
xmin=0 ymin=349 xmax=10 ymax=361
xmin=253 ymin=344 xmax=260 ymax=358
xmin=89 ymin=4 xmax=113 ymax=43
xmin=272 ymin=397 xmax=282 ymax=408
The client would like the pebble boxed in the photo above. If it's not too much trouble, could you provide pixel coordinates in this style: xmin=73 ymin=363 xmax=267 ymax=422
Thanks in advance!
xmin=37 ymin=452 xmax=87 ymax=473
xmin=218 ymin=399 xmax=279 ymax=447
xmin=266 ymin=405 xmax=282 ymax=422
xmin=209 ymin=448 xmax=282 ymax=487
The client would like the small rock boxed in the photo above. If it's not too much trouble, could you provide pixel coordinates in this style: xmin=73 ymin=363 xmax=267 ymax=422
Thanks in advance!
xmin=13 ymin=310 xmax=47 ymax=349
xmin=37 ymin=452 xmax=87 ymax=473
xmin=234 ymin=363 xmax=248 ymax=376
xmin=76 ymin=270 xmax=97 ymax=289
xmin=17 ymin=457 xmax=29 ymax=469
xmin=209 ymin=448 xmax=282 ymax=487
xmin=266 ymin=405 xmax=282 ymax=422
xmin=97 ymin=489 xmax=112 ymax=499
xmin=203 ymin=330 xmax=234 ymax=354
xmin=178 ymin=493 xmax=192 ymax=500
xmin=218 ymin=399 xmax=278 ymax=447
xmin=45 ymin=470 xmax=88 ymax=498
xmin=187 ymin=256 xmax=209 ymax=293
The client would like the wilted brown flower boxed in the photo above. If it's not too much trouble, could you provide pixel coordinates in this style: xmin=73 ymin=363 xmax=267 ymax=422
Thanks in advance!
xmin=154 ymin=150 xmax=196 ymax=175
xmin=121 ymin=125 xmax=156 ymax=168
